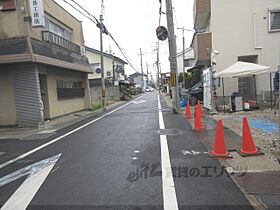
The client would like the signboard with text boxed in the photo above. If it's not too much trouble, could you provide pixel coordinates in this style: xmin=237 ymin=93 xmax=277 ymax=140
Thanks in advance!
xmin=203 ymin=68 xmax=211 ymax=110
xmin=29 ymin=0 xmax=45 ymax=28
xmin=170 ymin=73 xmax=177 ymax=87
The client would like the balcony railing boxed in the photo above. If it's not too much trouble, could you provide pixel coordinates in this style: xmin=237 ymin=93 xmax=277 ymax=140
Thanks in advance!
xmin=42 ymin=31 xmax=81 ymax=54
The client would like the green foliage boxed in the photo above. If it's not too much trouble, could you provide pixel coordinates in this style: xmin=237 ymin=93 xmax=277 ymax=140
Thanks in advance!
xmin=91 ymin=102 xmax=102 ymax=111
xmin=180 ymin=68 xmax=202 ymax=88
xmin=91 ymin=100 xmax=117 ymax=111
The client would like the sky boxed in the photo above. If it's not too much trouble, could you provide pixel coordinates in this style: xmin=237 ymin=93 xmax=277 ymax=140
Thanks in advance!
xmin=54 ymin=0 xmax=194 ymax=79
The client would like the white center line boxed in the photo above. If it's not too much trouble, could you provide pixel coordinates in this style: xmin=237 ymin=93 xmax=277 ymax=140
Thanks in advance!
xmin=158 ymin=93 xmax=179 ymax=210
xmin=0 ymin=95 xmax=145 ymax=170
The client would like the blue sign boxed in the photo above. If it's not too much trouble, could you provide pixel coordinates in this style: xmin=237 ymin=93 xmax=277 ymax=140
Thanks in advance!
xmin=96 ymin=68 xmax=102 ymax=74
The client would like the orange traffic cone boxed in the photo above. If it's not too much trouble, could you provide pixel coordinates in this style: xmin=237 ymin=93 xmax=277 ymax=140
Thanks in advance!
xmin=211 ymin=120 xmax=231 ymax=158
xmin=239 ymin=117 xmax=263 ymax=156
xmin=196 ymin=100 xmax=203 ymax=117
xmin=185 ymin=102 xmax=192 ymax=119
xmin=193 ymin=107 xmax=203 ymax=131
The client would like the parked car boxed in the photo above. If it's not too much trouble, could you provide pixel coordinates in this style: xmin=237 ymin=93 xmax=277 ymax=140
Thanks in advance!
xmin=145 ymin=86 xmax=154 ymax=92
xmin=187 ymin=81 xmax=203 ymax=105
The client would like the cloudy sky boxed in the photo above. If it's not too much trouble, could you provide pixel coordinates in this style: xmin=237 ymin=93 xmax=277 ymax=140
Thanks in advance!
xmin=54 ymin=0 xmax=194 ymax=78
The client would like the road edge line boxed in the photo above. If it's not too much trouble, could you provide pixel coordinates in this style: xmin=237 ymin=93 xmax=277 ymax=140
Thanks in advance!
xmin=0 ymin=95 xmax=145 ymax=170
xmin=158 ymin=93 xmax=179 ymax=210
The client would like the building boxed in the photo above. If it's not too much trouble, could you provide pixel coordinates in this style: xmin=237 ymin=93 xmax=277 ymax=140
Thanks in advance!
xmin=86 ymin=47 xmax=127 ymax=82
xmin=85 ymin=47 xmax=127 ymax=101
xmin=0 ymin=0 xmax=92 ymax=127
xmin=129 ymin=72 xmax=148 ymax=90
xmin=192 ymin=0 xmax=280 ymax=104
xmin=177 ymin=47 xmax=195 ymax=74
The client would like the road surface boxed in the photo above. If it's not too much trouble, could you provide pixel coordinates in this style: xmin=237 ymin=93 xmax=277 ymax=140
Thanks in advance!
xmin=0 ymin=92 xmax=252 ymax=209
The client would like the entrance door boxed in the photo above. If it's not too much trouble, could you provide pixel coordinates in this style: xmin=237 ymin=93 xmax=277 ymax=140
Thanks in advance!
xmin=39 ymin=74 xmax=50 ymax=120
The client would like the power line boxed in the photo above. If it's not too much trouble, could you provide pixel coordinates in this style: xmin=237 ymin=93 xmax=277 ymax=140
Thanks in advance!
xmin=60 ymin=0 xmax=139 ymax=73
xmin=61 ymin=0 xmax=97 ymax=23
xmin=108 ymin=33 xmax=139 ymax=72
xmin=68 ymin=0 xmax=99 ymax=23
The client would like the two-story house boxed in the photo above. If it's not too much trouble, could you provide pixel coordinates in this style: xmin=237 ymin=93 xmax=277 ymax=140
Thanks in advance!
xmin=86 ymin=47 xmax=127 ymax=83
xmin=0 ymin=0 xmax=92 ymax=127
xmin=129 ymin=72 xmax=148 ymax=90
xmin=192 ymin=0 xmax=280 ymax=105
xmin=85 ymin=47 xmax=127 ymax=101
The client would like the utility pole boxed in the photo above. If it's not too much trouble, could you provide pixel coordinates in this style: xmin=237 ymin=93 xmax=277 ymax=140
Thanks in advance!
xmin=110 ymin=50 xmax=116 ymax=85
xmin=99 ymin=0 xmax=106 ymax=111
xmin=156 ymin=41 xmax=160 ymax=89
xmin=177 ymin=28 xmax=194 ymax=89
xmin=146 ymin=63 xmax=149 ymax=85
xmin=100 ymin=14 xmax=106 ymax=111
xmin=178 ymin=28 xmax=186 ymax=89
xmin=139 ymin=48 xmax=144 ymax=91
xmin=165 ymin=0 xmax=180 ymax=113
xmin=182 ymin=31 xmax=185 ymax=89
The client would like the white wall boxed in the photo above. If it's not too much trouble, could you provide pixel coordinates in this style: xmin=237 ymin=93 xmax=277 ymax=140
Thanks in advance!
xmin=177 ymin=48 xmax=194 ymax=74
xmin=86 ymin=50 xmax=114 ymax=80
xmin=133 ymin=75 xmax=147 ymax=89
xmin=210 ymin=0 xmax=280 ymax=97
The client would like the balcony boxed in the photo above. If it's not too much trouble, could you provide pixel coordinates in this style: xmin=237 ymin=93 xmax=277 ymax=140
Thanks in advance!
xmin=193 ymin=0 xmax=211 ymax=30
xmin=192 ymin=32 xmax=212 ymax=66
xmin=42 ymin=31 xmax=81 ymax=54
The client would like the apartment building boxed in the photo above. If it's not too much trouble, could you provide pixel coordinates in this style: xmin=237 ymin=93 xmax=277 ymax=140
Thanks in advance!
xmin=0 ymin=0 xmax=92 ymax=127
xmin=192 ymin=0 xmax=280 ymax=104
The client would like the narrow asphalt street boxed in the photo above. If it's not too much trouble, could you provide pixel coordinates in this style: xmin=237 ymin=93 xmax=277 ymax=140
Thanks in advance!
xmin=0 ymin=92 xmax=252 ymax=210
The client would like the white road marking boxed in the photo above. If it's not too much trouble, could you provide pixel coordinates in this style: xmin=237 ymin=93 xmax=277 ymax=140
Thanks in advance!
xmin=132 ymin=99 xmax=146 ymax=104
xmin=0 ymin=154 xmax=61 ymax=210
xmin=157 ymin=93 xmax=179 ymax=210
xmin=132 ymin=157 xmax=138 ymax=160
xmin=0 ymin=95 xmax=145 ymax=170
xmin=134 ymin=150 xmax=140 ymax=153
xmin=181 ymin=150 xmax=209 ymax=156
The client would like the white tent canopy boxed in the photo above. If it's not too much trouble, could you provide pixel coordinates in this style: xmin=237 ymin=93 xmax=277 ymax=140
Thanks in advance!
xmin=215 ymin=61 xmax=274 ymax=78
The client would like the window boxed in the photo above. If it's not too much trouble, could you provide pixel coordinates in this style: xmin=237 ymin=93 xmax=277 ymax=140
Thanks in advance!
xmin=45 ymin=18 xmax=73 ymax=41
xmin=0 ymin=0 xmax=16 ymax=11
xmin=56 ymin=80 xmax=84 ymax=99
xmin=269 ymin=9 xmax=280 ymax=32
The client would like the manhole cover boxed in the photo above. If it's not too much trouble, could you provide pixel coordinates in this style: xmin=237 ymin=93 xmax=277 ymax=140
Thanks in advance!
xmin=157 ymin=129 xmax=182 ymax=136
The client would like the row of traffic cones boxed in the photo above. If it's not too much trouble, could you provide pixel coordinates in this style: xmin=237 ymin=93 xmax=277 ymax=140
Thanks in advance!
xmin=185 ymin=101 xmax=262 ymax=158
xmin=185 ymin=100 xmax=204 ymax=131
xmin=185 ymin=100 xmax=203 ymax=119
xmin=212 ymin=117 xmax=263 ymax=158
